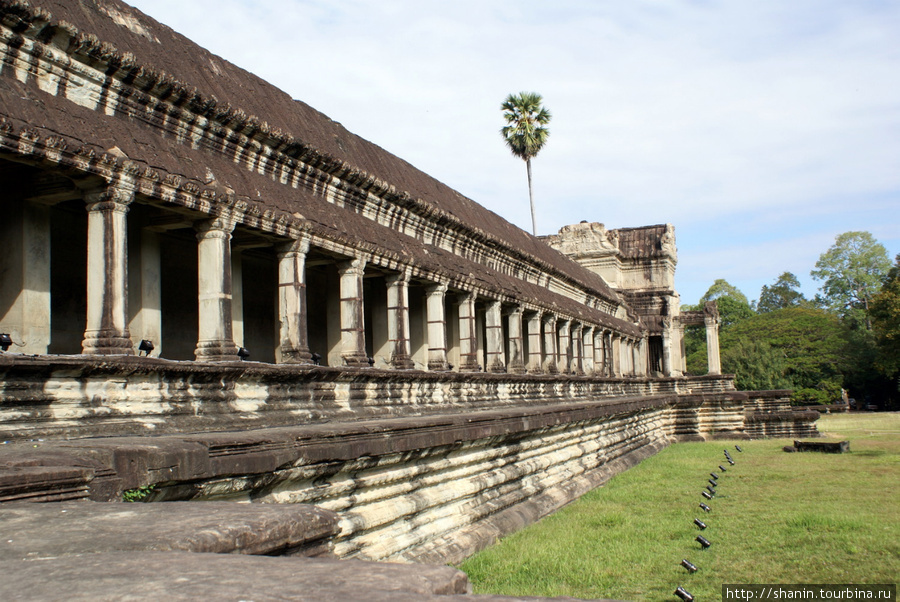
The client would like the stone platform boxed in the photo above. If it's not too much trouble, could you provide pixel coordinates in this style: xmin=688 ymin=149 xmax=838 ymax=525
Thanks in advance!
xmin=0 ymin=501 xmax=617 ymax=601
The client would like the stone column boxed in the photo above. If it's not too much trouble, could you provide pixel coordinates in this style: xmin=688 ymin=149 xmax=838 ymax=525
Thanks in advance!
xmin=194 ymin=216 xmax=239 ymax=361
xmin=636 ymin=337 xmax=648 ymax=376
xmin=594 ymin=329 xmax=606 ymax=376
xmin=485 ymin=300 xmax=506 ymax=373
xmin=128 ymin=228 xmax=162 ymax=357
xmin=82 ymin=185 xmax=135 ymax=355
xmin=542 ymin=314 xmax=558 ymax=374
xmin=705 ymin=315 xmax=721 ymax=375
xmin=386 ymin=270 xmax=414 ymax=369
xmin=458 ymin=292 xmax=480 ymax=371
xmin=276 ymin=237 xmax=312 ymax=363
xmin=558 ymin=319 xmax=571 ymax=374
xmin=0 ymin=199 xmax=51 ymax=354
xmin=611 ymin=333 xmax=621 ymax=376
xmin=506 ymin=305 xmax=526 ymax=374
xmin=571 ymin=323 xmax=584 ymax=375
xmin=526 ymin=312 xmax=543 ymax=374
xmin=583 ymin=326 xmax=594 ymax=375
xmin=337 ymin=257 xmax=369 ymax=367
xmin=425 ymin=283 xmax=449 ymax=371
xmin=662 ymin=320 xmax=673 ymax=377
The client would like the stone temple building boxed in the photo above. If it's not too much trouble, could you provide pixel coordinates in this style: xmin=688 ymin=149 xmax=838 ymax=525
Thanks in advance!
xmin=0 ymin=0 xmax=817 ymax=595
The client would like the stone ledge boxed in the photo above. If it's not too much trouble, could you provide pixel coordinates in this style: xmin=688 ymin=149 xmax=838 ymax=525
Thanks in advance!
xmin=0 ymin=501 xmax=339 ymax=560
xmin=0 ymin=552 xmax=472 ymax=601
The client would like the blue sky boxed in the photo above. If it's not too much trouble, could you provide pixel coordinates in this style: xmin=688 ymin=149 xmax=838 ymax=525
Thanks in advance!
xmin=127 ymin=0 xmax=899 ymax=306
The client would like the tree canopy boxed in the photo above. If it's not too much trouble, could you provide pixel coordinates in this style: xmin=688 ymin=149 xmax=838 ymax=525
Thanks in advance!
xmin=870 ymin=254 xmax=900 ymax=379
xmin=757 ymin=272 xmax=806 ymax=313
xmin=810 ymin=231 xmax=891 ymax=329
xmin=501 ymin=92 xmax=551 ymax=236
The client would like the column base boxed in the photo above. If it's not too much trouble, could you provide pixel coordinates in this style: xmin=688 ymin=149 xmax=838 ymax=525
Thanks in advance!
xmin=428 ymin=359 xmax=450 ymax=371
xmin=543 ymin=361 xmax=559 ymax=375
xmin=342 ymin=353 xmax=371 ymax=368
xmin=280 ymin=348 xmax=313 ymax=364
xmin=82 ymin=331 xmax=135 ymax=356
xmin=390 ymin=353 xmax=415 ymax=370
xmin=508 ymin=361 xmax=527 ymax=375
xmin=195 ymin=341 xmax=240 ymax=362
xmin=488 ymin=361 xmax=507 ymax=374
xmin=459 ymin=357 xmax=481 ymax=372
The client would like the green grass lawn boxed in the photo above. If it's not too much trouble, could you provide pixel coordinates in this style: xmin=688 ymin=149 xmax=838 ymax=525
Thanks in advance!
xmin=460 ymin=413 xmax=900 ymax=600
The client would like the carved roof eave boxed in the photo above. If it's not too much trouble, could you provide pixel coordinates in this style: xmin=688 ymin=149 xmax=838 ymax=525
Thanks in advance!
xmin=0 ymin=2 xmax=623 ymax=310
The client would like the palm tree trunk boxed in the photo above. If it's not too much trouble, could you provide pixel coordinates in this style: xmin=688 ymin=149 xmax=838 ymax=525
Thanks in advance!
xmin=526 ymin=157 xmax=536 ymax=235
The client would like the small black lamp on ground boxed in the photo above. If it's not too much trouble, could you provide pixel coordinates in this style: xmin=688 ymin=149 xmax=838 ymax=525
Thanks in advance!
xmin=708 ymin=479 xmax=717 ymax=488
xmin=693 ymin=518 xmax=707 ymax=530
xmin=311 ymin=352 xmax=321 ymax=366
xmin=674 ymin=586 xmax=695 ymax=601
xmin=710 ymin=472 xmax=719 ymax=480
xmin=701 ymin=490 xmax=713 ymax=500
xmin=138 ymin=340 xmax=154 ymax=357
xmin=706 ymin=485 xmax=716 ymax=495
xmin=699 ymin=502 xmax=711 ymax=513
xmin=727 ymin=458 xmax=735 ymax=465
xmin=237 ymin=347 xmax=250 ymax=361
xmin=681 ymin=559 xmax=698 ymax=573
xmin=719 ymin=465 xmax=728 ymax=472
xmin=696 ymin=535 xmax=711 ymax=549
xmin=0 ymin=333 xmax=12 ymax=352
xmin=735 ymin=445 xmax=743 ymax=452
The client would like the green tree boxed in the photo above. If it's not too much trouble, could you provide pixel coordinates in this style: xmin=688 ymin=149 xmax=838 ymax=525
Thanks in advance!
xmin=810 ymin=231 xmax=891 ymax=329
xmin=757 ymin=272 xmax=806 ymax=313
xmin=501 ymin=92 xmax=551 ymax=236
xmin=870 ymin=254 xmax=900 ymax=380
xmin=721 ymin=307 xmax=847 ymax=404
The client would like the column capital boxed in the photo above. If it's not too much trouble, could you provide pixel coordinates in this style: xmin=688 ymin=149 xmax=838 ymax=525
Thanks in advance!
xmin=275 ymin=235 xmax=310 ymax=258
xmin=425 ymin=282 xmax=449 ymax=296
xmin=83 ymin=183 xmax=135 ymax=212
xmin=195 ymin=215 xmax=237 ymax=238
xmin=385 ymin=267 xmax=411 ymax=286
xmin=337 ymin=256 xmax=367 ymax=278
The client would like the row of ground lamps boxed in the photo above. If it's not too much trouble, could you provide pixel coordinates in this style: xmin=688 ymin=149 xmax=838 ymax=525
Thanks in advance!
xmin=674 ymin=445 xmax=742 ymax=601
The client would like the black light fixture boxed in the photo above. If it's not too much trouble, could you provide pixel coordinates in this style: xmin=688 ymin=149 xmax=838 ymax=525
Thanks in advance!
xmin=708 ymin=479 xmax=718 ymax=488
xmin=706 ymin=485 xmax=716 ymax=495
xmin=724 ymin=450 xmax=733 ymax=459
xmin=237 ymin=347 xmax=250 ymax=361
xmin=681 ymin=559 xmax=698 ymax=573
xmin=674 ymin=586 xmax=695 ymax=601
xmin=696 ymin=535 xmax=711 ymax=549
xmin=702 ymin=490 xmax=713 ymax=500
xmin=710 ymin=472 xmax=719 ymax=480
xmin=735 ymin=445 xmax=743 ymax=452
xmin=727 ymin=458 xmax=735 ymax=465
xmin=138 ymin=340 xmax=154 ymax=357
xmin=310 ymin=352 xmax=321 ymax=366
xmin=694 ymin=518 xmax=707 ymax=530
xmin=719 ymin=465 xmax=727 ymax=472
xmin=0 ymin=333 xmax=12 ymax=352
xmin=699 ymin=503 xmax=711 ymax=513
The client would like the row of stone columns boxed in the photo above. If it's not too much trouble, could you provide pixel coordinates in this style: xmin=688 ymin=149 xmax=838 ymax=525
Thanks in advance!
xmin=68 ymin=182 xmax=648 ymax=375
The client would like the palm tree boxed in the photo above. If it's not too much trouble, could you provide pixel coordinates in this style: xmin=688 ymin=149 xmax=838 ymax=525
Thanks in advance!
xmin=501 ymin=92 xmax=551 ymax=236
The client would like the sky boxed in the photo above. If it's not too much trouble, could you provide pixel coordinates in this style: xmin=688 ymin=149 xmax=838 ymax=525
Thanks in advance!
xmin=126 ymin=0 xmax=900 ymax=306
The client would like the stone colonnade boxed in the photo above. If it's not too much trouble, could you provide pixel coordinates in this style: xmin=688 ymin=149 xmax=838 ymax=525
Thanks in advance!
xmin=1 ymin=181 xmax=649 ymax=376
